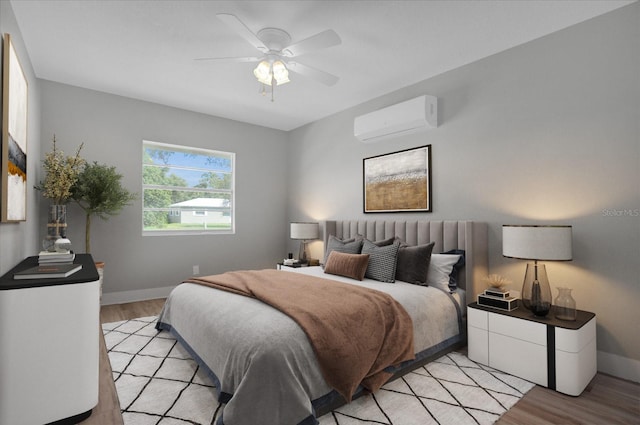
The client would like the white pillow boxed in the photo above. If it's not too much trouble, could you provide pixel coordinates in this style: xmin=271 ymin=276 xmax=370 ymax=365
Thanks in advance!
xmin=427 ymin=254 xmax=462 ymax=292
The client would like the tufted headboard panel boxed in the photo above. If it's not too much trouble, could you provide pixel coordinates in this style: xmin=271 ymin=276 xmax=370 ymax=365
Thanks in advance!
xmin=323 ymin=220 xmax=488 ymax=305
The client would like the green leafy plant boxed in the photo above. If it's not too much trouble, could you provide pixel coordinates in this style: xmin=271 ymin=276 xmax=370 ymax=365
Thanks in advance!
xmin=71 ymin=162 xmax=137 ymax=253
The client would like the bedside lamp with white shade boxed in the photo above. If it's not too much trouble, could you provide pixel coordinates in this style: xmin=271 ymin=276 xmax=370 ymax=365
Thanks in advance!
xmin=290 ymin=222 xmax=319 ymax=264
xmin=502 ymin=225 xmax=573 ymax=317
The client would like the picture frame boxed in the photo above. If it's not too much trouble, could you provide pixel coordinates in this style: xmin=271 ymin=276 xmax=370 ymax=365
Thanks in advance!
xmin=1 ymin=33 xmax=29 ymax=222
xmin=363 ymin=145 xmax=432 ymax=213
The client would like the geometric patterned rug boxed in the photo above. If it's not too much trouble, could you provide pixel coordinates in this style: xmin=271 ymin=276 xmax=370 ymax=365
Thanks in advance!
xmin=102 ymin=316 xmax=534 ymax=425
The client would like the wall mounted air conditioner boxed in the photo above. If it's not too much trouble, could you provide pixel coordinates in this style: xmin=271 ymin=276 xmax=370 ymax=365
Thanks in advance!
xmin=354 ymin=95 xmax=438 ymax=143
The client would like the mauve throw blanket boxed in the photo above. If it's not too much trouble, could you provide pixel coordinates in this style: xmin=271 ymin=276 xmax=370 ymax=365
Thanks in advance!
xmin=185 ymin=269 xmax=415 ymax=401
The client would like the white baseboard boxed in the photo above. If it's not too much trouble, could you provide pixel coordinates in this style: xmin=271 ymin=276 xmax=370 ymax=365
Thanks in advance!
xmin=598 ymin=350 xmax=640 ymax=383
xmin=101 ymin=285 xmax=177 ymax=306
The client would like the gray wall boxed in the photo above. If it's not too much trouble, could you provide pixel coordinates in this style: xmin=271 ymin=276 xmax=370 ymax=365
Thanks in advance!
xmin=287 ymin=4 xmax=640 ymax=373
xmin=39 ymin=81 xmax=289 ymax=297
xmin=0 ymin=1 xmax=41 ymax=275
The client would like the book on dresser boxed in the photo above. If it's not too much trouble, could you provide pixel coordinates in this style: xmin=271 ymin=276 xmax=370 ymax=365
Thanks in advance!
xmin=38 ymin=250 xmax=75 ymax=264
xmin=14 ymin=263 xmax=82 ymax=280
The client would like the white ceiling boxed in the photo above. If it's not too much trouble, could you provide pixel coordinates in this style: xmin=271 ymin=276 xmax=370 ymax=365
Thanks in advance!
xmin=10 ymin=0 xmax=634 ymax=131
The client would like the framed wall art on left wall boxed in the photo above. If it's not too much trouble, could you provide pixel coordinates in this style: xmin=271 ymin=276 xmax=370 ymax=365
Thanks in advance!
xmin=1 ymin=33 xmax=29 ymax=222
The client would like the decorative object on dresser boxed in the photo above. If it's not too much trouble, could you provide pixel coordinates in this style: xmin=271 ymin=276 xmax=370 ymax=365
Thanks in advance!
xmin=478 ymin=274 xmax=518 ymax=310
xmin=477 ymin=289 xmax=519 ymax=311
xmin=290 ymin=221 xmax=319 ymax=263
xmin=502 ymin=225 xmax=572 ymax=317
xmin=36 ymin=135 xmax=85 ymax=250
xmin=554 ymin=287 xmax=577 ymax=321
xmin=467 ymin=302 xmax=596 ymax=396
xmin=483 ymin=273 xmax=511 ymax=290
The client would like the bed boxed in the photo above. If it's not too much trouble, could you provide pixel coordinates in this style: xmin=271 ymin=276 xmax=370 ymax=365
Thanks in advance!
xmin=156 ymin=219 xmax=488 ymax=425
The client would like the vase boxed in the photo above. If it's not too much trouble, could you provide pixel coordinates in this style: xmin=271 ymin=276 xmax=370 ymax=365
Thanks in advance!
xmin=521 ymin=262 xmax=552 ymax=317
xmin=554 ymin=287 xmax=577 ymax=321
xmin=44 ymin=204 xmax=68 ymax=251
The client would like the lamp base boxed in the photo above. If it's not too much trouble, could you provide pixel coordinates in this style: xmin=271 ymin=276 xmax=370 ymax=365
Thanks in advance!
xmin=522 ymin=262 xmax=552 ymax=317
xmin=298 ymin=240 xmax=308 ymax=264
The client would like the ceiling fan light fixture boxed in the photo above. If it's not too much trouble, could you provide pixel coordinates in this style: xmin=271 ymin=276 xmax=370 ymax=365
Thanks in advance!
xmin=272 ymin=60 xmax=290 ymax=85
xmin=253 ymin=60 xmax=273 ymax=85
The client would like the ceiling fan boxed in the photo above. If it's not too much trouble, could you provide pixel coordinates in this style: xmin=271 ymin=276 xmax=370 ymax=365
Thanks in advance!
xmin=196 ymin=14 xmax=341 ymax=99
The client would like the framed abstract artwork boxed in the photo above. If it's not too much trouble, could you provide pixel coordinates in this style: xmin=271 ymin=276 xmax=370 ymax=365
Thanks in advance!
xmin=363 ymin=145 xmax=432 ymax=213
xmin=1 ymin=33 xmax=28 ymax=222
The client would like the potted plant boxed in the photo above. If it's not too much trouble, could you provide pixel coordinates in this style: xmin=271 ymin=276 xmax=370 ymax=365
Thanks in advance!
xmin=71 ymin=161 xmax=137 ymax=254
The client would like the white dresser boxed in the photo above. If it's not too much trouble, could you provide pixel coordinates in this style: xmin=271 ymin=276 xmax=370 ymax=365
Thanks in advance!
xmin=468 ymin=302 xmax=596 ymax=396
xmin=0 ymin=254 xmax=100 ymax=425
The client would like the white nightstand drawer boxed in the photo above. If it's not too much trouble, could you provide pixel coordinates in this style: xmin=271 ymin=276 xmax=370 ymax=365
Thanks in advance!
xmin=468 ymin=326 xmax=489 ymax=365
xmin=468 ymin=306 xmax=488 ymax=330
xmin=555 ymin=337 xmax=597 ymax=396
xmin=556 ymin=317 xmax=596 ymax=353
xmin=489 ymin=332 xmax=548 ymax=386
xmin=489 ymin=312 xmax=546 ymax=345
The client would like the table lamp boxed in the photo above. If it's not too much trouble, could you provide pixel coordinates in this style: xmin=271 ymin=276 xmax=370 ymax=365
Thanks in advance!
xmin=502 ymin=225 xmax=572 ymax=317
xmin=290 ymin=222 xmax=319 ymax=263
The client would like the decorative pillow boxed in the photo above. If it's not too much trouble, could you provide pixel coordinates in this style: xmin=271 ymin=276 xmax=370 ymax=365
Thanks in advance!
xmin=395 ymin=241 xmax=435 ymax=285
xmin=427 ymin=250 xmax=465 ymax=292
xmin=323 ymin=235 xmax=364 ymax=264
xmin=371 ymin=236 xmax=396 ymax=247
xmin=361 ymin=238 xmax=401 ymax=283
xmin=323 ymin=251 xmax=370 ymax=281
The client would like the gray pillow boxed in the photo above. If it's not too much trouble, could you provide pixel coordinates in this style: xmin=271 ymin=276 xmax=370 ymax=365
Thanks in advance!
xmin=361 ymin=238 xmax=400 ymax=283
xmin=395 ymin=241 xmax=435 ymax=285
xmin=324 ymin=235 xmax=364 ymax=265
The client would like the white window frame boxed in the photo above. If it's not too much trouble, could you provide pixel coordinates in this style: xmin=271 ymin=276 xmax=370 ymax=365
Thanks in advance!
xmin=142 ymin=140 xmax=235 ymax=236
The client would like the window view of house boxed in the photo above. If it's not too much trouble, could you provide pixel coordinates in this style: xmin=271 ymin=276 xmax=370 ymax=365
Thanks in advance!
xmin=142 ymin=140 xmax=235 ymax=235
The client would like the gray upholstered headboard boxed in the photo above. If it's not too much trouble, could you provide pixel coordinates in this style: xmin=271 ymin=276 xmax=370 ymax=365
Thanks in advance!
xmin=323 ymin=220 xmax=488 ymax=305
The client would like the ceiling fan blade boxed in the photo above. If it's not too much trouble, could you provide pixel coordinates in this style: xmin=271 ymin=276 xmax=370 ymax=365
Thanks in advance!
xmin=283 ymin=29 xmax=341 ymax=57
xmin=216 ymin=13 xmax=268 ymax=53
xmin=194 ymin=56 xmax=262 ymax=63
xmin=287 ymin=61 xmax=339 ymax=86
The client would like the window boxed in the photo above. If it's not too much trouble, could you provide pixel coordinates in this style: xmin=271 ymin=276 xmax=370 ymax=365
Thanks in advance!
xmin=142 ymin=140 xmax=235 ymax=235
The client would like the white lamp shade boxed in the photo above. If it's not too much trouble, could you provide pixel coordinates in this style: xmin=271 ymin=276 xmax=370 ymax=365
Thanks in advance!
xmin=502 ymin=225 xmax=572 ymax=261
xmin=290 ymin=222 xmax=319 ymax=240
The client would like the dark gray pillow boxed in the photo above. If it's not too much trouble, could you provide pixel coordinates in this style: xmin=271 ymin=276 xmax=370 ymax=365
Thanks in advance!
xmin=324 ymin=235 xmax=364 ymax=264
xmin=372 ymin=236 xmax=396 ymax=247
xmin=395 ymin=241 xmax=435 ymax=285
xmin=361 ymin=238 xmax=400 ymax=283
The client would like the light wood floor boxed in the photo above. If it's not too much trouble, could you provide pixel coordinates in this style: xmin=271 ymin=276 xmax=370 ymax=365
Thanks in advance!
xmin=83 ymin=299 xmax=640 ymax=425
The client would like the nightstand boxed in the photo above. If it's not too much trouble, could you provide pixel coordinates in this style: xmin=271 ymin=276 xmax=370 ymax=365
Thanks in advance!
xmin=467 ymin=302 xmax=596 ymax=396
xmin=276 ymin=262 xmax=307 ymax=270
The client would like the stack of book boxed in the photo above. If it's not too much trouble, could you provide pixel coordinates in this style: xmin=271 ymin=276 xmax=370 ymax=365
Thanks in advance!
xmin=477 ymin=287 xmax=519 ymax=311
xmin=38 ymin=250 xmax=75 ymax=265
